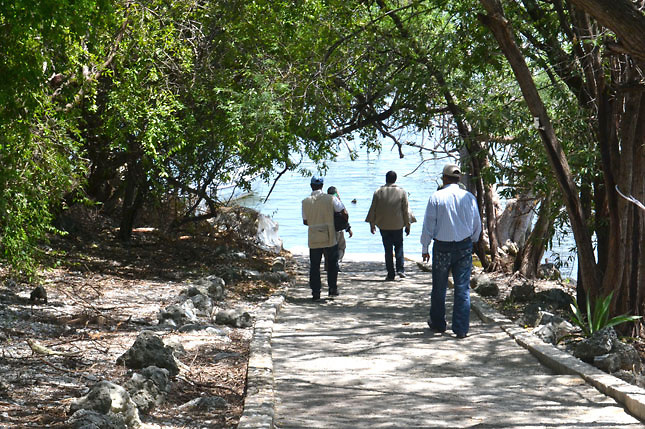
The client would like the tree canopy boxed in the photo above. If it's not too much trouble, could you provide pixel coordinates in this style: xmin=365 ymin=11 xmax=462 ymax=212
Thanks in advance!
xmin=1 ymin=0 xmax=643 ymax=327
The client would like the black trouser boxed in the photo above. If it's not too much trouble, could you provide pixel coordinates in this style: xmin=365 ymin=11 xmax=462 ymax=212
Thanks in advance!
xmin=309 ymin=244 xmax=339 ymax=296
xmin=380 ymin=229 xmax=404 ymax=279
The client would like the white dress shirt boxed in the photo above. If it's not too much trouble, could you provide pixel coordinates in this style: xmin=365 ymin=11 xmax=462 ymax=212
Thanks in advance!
xmin=420 ymin=184 xmax=482 ymax=254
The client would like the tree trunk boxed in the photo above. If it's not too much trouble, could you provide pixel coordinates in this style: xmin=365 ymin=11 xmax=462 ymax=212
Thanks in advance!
xmin=633 ymin=96 xmax=645 ymax=335
xmin=433 ymin=70 xmax=499 ymax=267
xmin=117 ymin=157 xmax=146 ymax=241
xmin=514 ymin=194 xmax=552 ymax=278
xmin=496 ymin=194 xmax=537 ymax=248
xmin=478 ymin=0 xmax=601 ymax=294
xmin=374 ymin=0 xmax=497 ymax=267
xmin=118 ymin=186 xmax=145 ymax=241
xmin=615 ymin=93 xmax=645 ymax=328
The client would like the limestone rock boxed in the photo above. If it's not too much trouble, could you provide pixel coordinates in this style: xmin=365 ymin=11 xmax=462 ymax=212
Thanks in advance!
xmin=116 ymin=332 xmax=179 ymax=377
xmin=178 ymin=286 xmax=214 ymax=317
xmin=522 ymin=303 xmax=546 ymax=326
xmin=271 ymin=257 xmax=286 ymax=272
xmin=594 ymin=353 xmax=622 ymax=373
xmin=207 ymin=276 xmax=226 ymax=297
xmin=194 ymin=275 xmax=226 ymax=301
xmin=228 ymin=251 xmax=247 ymax=260
xmin=613 ymin=370 xmax=645 ymax=388
xmin=534 ymin=289 xmax=573 ymax=311
xmin=510 ymin=281 xmax=535 ymax=302
xmin=612 ymin=340 xmax=642 ymax=373
xmin=470 ymin=273 xmax=492 ymax=289
xmin=262 ymin=271 xmax=291 ymax=285
xmin=179 ymin=396 xmax=227 ymax=411
xmin=574 ymin=328 xmax=616 ymax=361
xmin=215 ymin=309 xmax=253 ymax=328
xmin=158 ymin=301 xmax=198 ymax=326
xmin=124 ymin=366 xmax=171 ymax=414
xmin=474 ymin=281 xmax=499 ymax=298
xmin=29 ymin=285 xmax=48 ymax=304
xmin=242 ymin=269 xmax=261 ymax=280
xmin=67 ymin=409 xmax=126 ymax=429
xmin=501 ymin=240 xmax=519 ymax=256
xmin=163 ymin=338 xmax=187 ymax=357
xmin=533 ymin=320 xmax=576 ymax=344
xmin=538 ymin=263 xmax=561 ymax=280
xmin=68 ymin=381 xmax=141 ymax=428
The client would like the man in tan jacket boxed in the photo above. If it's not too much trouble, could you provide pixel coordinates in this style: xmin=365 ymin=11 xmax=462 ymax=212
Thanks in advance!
xmin=365 ymin=171 xmax=411 ymax=281
xmin=302 ymin=176 xmax=348 ymax=300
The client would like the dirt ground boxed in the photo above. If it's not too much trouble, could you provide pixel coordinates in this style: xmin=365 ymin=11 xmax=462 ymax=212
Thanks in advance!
xmin=0 ymin=219 xmax=286 ymax=429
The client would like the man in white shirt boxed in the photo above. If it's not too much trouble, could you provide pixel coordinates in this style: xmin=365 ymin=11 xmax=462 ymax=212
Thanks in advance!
xmin=420 ymin=164 xmax=482 ymax=338
xmin=302 ymin=176 xmax=348 ymax=301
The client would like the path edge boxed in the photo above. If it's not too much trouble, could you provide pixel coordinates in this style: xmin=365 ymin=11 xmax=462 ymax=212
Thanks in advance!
xmin=471 ymin=293 xmax=645 ymax=422
xmin=237 ymin=288 xmax=286 ymax=429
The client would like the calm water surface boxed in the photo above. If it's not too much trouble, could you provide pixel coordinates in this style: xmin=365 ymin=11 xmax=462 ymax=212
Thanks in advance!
xmin=239 ymin=148 xmax=577 ymax=278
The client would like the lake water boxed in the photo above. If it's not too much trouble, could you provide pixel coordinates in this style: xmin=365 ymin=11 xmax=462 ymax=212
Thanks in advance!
xmin=239 ymin=147 xmax=578 ymax=279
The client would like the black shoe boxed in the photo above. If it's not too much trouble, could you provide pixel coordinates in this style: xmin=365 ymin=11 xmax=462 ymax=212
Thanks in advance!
xmin=385 ymin=276 xmax=395 ymax=281
xmin=328 ymin=289 xmax=339 ymax=297
xmin=427 ymin=321 xmax=446 ymax=333
xmin=312 ymin=294 xmax=321 ymax=301
xmin=455 ymin=333 xmax=468 ymax=339
xmin=397 ymin=272 xmax=406 ymax=279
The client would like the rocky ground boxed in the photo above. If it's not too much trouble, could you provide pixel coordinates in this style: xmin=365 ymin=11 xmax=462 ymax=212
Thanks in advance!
xmin=0 ymin=207 xmax=289 ymax=428
xmin=471 ymin=268 xmax=645 ymax=372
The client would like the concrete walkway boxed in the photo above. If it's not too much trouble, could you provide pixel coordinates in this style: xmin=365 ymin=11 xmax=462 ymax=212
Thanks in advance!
xmin=270 ymin=255 xmax=645 ymax=428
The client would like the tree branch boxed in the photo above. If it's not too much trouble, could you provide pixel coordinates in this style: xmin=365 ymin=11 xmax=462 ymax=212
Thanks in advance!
xmin=61 ymin=16 xmax=131 ymax=111
xmin=616 ymin=185 xmax=645 ymax=211
xmin=568 ymin=0 xmax=645 ymax=61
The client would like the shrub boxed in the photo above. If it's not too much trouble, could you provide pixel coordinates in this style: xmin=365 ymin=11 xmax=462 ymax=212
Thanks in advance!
xmin=570 ymin=291 xmax=641 ymax=337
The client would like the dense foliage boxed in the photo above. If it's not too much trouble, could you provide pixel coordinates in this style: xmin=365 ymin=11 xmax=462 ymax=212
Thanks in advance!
xmin=0 ymin=0 xmax=116 ymax=273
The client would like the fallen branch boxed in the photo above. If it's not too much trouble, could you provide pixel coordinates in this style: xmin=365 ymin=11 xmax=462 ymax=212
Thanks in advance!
xmin=175 ymin=375 xmax=241 ymax=394
xmin=27 ymin=339 xmax=81 ymax=357
xmin=33 ymin=355 xmax=97 ymax=382
xmin=34 ymin=355 xmax=78 ymax=374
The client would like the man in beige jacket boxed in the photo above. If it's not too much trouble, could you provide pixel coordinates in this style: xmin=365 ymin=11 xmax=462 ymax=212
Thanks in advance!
xmin=302 ymin=176 xmax=348 ymax=301
xmin=365 ymin=171 xmax=411 ymax=281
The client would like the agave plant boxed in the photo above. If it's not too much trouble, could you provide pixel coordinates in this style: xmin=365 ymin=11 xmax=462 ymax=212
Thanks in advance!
xmin=570 ymin=291 xmax=642 ymax=337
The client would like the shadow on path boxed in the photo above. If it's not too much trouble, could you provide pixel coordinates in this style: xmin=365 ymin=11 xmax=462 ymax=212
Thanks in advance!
xmin=271 ymin=256 xmax=644 ymax=428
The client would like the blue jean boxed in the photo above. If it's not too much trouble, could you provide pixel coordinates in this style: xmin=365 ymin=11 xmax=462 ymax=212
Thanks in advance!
xmin=309 ymin=245 xmax=339 ymax=296
xmin=379 ymin=229 xmax=404 ymax=278
xmin=429 ymin=239 xmax=473 ymax=335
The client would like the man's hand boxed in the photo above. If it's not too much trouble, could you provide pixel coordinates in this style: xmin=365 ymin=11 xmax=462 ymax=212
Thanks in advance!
xmin=405 ymin=225 xmax=410 ymax=236
xmin=422 ymin=253 xmax=430 ymax=263
xmin=370 ymin=225 xmax=376 ymax=234
xmin=348 ymin=229 xmax=353 ymax=238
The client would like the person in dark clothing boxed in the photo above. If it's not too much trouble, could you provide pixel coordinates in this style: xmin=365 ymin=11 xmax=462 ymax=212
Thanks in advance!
xmin=365 ymin=171 xmax=411 ymax=281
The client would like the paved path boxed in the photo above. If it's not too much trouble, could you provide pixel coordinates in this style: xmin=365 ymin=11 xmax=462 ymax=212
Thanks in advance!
xmin=271 ymin=256 xmax=644 ymax=428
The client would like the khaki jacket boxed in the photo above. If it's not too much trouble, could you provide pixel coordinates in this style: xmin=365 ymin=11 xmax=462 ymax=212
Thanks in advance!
xmin=365 ymin=184 xmax=410 ymax=230
xmin=302 ymin=192 xmax=337 ymax=249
